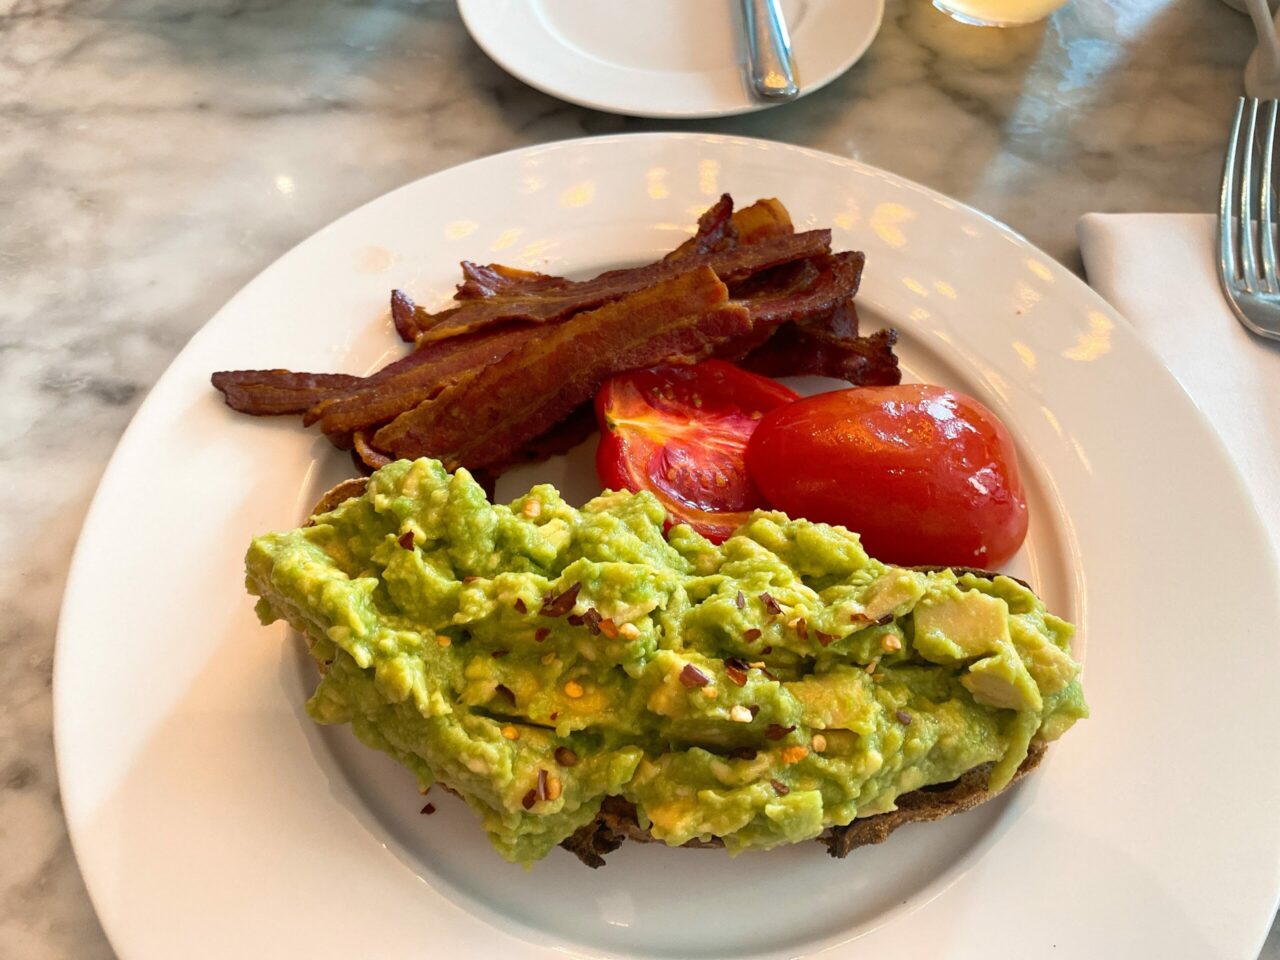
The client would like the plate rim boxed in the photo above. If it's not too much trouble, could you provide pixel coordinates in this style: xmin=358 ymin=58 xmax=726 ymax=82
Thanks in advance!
xmin=53 ymin=131 xmax=1280 ymax=960
xmin=456 ymin=0 xmax=886 ymax=119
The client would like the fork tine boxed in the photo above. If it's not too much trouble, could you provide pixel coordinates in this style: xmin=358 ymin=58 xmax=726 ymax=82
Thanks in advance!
xmin=1221 ymin=97 xmax=1245 ymax=286
xmin=1241 ymin=98 xmax=1261 ymax=292
xmin=1262 ymin=100 xmax=1278 ymax=291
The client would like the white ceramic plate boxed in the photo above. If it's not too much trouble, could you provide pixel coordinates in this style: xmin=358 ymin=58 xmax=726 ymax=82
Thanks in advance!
xmin=457 ymin=0 xmax=884 ymax=119
xmin=55 ymin=134 xmax=1280 ymax=960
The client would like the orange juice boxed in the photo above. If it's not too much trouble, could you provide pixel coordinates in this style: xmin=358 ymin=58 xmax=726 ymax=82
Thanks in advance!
xmin=934 ymin=0 xmax=1069 ymax=25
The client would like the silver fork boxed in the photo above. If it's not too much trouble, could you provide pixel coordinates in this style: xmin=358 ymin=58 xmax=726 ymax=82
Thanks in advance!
xmin=1218 ymin=96 xmax=1280 ymax=341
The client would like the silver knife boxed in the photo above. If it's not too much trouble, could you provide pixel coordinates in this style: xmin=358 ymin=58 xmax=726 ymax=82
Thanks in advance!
xmin=741 ymin=0 xmax=799 ymax=101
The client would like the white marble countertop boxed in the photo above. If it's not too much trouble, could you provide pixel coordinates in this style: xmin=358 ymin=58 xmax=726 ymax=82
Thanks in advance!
xmin=2 ymin=0 xmax=1274 ymax=956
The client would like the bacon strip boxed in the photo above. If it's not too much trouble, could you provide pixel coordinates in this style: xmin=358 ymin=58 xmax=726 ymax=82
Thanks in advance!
xmin=304 ymin=324 xmax=542 ymax=436
xmin=407 ymin=229 xmax=831 ymax=342
xmin=211 ymin=370 xmax=362 ymax=416
xmin=666 ymin=197 xmax=793 ymax=261
xmin=374 ymin=266 xmax=752 ymax=470
xmin=663 ymin=194 xmax=738 ymax=261
xmin=743 ymin=325 xmax=901 ymax=386
xmin=454 ymin=262 xmax=572 ymax=301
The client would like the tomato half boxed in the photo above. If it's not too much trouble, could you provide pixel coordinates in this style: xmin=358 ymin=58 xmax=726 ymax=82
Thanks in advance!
xmin=594 ymin=360 xmax=800 ymax=542
xmin=745 ymin=385 xmax=1029 ymax=567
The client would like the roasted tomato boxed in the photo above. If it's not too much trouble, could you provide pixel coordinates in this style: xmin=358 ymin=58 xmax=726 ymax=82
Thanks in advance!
xmin=745 ymin=385 xmax=1029 ymax=567
xmin=594 ymin=360 xmax=799 ymax=542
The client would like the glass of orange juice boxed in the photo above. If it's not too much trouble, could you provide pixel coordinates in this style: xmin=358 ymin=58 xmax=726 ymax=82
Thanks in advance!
xmin=933 ymin=0 xmax=1069 ymax=26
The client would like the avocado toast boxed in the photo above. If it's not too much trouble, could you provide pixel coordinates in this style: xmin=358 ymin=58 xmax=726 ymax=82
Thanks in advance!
xmin=247 ymin=458 xmax=1086 ymax=866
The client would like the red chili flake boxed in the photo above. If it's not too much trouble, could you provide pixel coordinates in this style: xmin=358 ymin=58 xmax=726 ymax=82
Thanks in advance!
xmin=759 ymin=592 xmax=782 ymax=615
xmin=491 ymin=649 xmax=509 ymax=659
xmin=761 ymin=668 xmax=779 ymax=681
xmin=534 ymin=627 xmax=551 ymax=643
xmin=765 ymin=723 xmax=795 ymax=740
xmin=420 ymin=802 xmax=436 ymax=814
xmin=747 ymin=704 xmax=760 ymax=718
xmin=850 ymin=611 xmax=871 ymax=624
xmin=536 ymin=768 xmax=549 ymax=802
xmin=743 ymin=628 xmax=762 ymax=642
xmin=599 ymin=618 xmax=619 ymax=639
xmin=398 ymin=531 xmax=414 ymax=550
xmin=549 ymin=711 xmax=559 ymax=721
xmin=735 ymin=591 xmax=746 ymax=610
xmin=724 ymin=656 xmax=750 ymax=687
xmin=567 ymin=614 xmax=585 ymax=626
xmin=541 ymin=582 xmax=582 ymax=617
xmin=522 ymin=789 xmax=537 ymax=810
xmin=679 ymin=664 xmax=711 ymax=688
xmin=816 ymin=631 xmax=835 ymax=648
xmin=555 ymin=746 xmax=579 ymax=766
xmin=463 ymin=576 xmax=479 ymax=584
xmin=495 ymin=684 xmax=516 ymax=704
xmin=583 ymin=608 xmax=603 ymax=636
xmin=514 ymin=598 xmax=527 ymax=614
xmin=897 ymin=710 xmax=913 ymax=725
xmin=770 ymin=779 xmax=790 ymax=796
xmin=877 ymin=613 xmax=895 ymax=626
xmin=794 ymin=618 xmax=809 ymax=641
xmin=761 ymin=646 xmax=773 ymax=655
xmin=731 ymin=747 xmax=758 ymax=760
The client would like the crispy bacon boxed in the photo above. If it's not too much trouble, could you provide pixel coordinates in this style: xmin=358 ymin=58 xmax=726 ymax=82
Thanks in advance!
xmin=406 ymin=229 xmax=831 ymax=342
xmin=666 ymin=197 xmax=794 ymax=261
xmin=454 ymin=262 xmax=571 ymax=301
xmin=210 ymin=370 xmax=362 ymax=416
xmin=304 ymin=324 xmax=542 ymax=436
xmin=374 ymin=266 xmax=752 ymax=470
xmin=391 ymin=289 xmax=419 ymax=342
xmin=743 ymin=325 xmax=901 ymax=386
xmin=664 ymin=194 xmax=738 ymax=261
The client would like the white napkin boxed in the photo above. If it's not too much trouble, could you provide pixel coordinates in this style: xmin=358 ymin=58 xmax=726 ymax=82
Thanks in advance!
xmin=1077 ymin=213 xmax=1280 ymax=549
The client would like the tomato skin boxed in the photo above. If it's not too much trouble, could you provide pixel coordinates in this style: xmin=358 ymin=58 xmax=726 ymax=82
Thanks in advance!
xmin=595 ymin=361 xmax=799 ymax=542
xmin=745 ymin=385 xmax=1029 ymax=567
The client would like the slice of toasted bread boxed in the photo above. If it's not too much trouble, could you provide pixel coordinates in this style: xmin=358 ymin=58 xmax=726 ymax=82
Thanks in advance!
xmin=304 ymin=478 xmax=1050 ymax=867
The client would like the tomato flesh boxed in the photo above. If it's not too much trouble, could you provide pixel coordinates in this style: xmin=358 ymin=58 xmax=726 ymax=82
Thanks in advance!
xmin=594 ymin=361 xmax=799 ymax=542
xmin=745 ymin=385 xmax=1029 ymax=567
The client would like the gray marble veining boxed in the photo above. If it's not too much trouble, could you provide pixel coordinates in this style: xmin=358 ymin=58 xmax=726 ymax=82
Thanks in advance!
xmin=0 ymin=0 xmax=1272 ymax=956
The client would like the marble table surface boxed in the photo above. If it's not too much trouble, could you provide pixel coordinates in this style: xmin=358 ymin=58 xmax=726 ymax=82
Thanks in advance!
xmin=2 ymin=0 xmax=1274 ymax=955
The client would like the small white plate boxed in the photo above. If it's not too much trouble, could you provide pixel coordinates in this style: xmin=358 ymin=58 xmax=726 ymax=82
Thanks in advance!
xmin=55 ymin=134 xmax=1280 ymax=959
xmin=458 ymin=0 xmax=884 ymax=118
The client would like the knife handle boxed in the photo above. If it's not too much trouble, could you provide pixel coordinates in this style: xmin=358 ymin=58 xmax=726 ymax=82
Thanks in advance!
xmin=741 ymin=0 xmax=799 ymax=100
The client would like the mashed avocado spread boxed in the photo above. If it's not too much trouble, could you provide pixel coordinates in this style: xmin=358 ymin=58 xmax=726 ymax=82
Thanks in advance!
xmin=247 ymin=458 xmax=1087 ymax=864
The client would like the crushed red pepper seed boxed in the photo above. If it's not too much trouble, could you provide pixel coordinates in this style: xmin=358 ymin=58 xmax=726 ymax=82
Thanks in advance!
xmin=514 ymin=598 xmax=527 ymax=614
xmin=743 ymin=628 xmax=762 ymax=642
xmin=420 ymin=802 xmax=436 ymax=814
xmin=748 ymin=704 xmax=760 ymax=718
xmin=541 ymin=582 xmax=582 ymax=617
xmin=897 ymin=710 xmax=913 ymax=725
xmin=759 ymin=592 xmax=782 ymax=615
xmin=794 ymin=618 xmax=809 ymax=641
xmin=679 ymin=664 xmax=711 ymax=688
xmin=495 ymin=684 xmax=516 ymax=704
xmin=397 ymin=531 xmax=414 ymax=550
xmin=816 ymin=631 xmax=835 ymax=647
xmin=554 ymin=746 xmax=579 ymax=767
xmin=761 ymin=645 xmax=773 ymax=655
xmin=770 ymin=779 xmax=790 ymax=796
xmin=567 ymin=614 xmax=585 ymax=626
xmin=731 ymin=747 xmax=758 ymax=760
xmin=583 ymin=608 xmax=603 ymax=635
xmin=491 ymin=649 xmax=509 ymax=658
xmin=534 ymin=628 xmax=550 ymax=643
xmin=536 ymin=768 xmax=549 ymax=802
xmin=877 ymin=613 xmax=895 ymax=625
xmin=724 ymin=656 xmax=750 ymax=687
xmin=765 ymin=723 xmax=795 ymax=740
xmin=735 ymin=591 xmax=746 ymax=609
xmin=521 ymin=789 xmax=537 ymax=810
